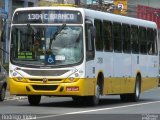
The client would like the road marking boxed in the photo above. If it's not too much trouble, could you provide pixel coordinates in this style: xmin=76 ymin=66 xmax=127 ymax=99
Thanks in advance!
xmin=37 ymin=100 xmax=160 ymax=119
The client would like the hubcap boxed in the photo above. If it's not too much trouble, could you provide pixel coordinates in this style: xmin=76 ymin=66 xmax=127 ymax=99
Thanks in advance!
xmin=95 ymin=85 xmax=100 ymax=101
xmin=135 ymin=81 xmax=140 ymax=97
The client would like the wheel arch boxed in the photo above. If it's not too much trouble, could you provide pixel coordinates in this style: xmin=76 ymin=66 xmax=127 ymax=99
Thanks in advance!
xmin=96 ymin=71 xmax=104 ymax=95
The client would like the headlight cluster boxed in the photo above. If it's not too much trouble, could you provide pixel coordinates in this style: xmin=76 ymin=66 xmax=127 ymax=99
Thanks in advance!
xmin=64 ymin=70 xmax=83 ymax=83
xmin=10 ymin=70 xmax=26 ymax=82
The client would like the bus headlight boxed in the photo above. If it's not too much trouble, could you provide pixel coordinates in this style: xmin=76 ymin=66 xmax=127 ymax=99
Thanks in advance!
xmin=65 ymin=77 xmax=79 ymax=83
xmin=64 ymin=69 xmax=84 ymax=83
xmin=64 ymin=72 xmax=80 ymax=83
xmin=12 ymin=71 xmax=25 ymax=82
xmin=69 ymin=77 xmax=75 ymax=81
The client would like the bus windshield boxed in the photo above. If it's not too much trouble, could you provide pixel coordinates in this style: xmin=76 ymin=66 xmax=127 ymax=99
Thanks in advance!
xmin=10 ymin=25 xmax=83 ymax=67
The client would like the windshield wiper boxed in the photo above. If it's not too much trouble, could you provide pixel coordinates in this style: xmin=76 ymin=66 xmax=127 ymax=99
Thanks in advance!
xmin=49 ymin=24 xmax=66 ymax=49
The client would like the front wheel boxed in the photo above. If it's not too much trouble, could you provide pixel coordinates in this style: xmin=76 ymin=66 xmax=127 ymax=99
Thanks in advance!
xmin=28 ymin=95 xmax=41 ymax=106
xmin=0 ymin=86 xmax=6 ymax=101
xmin=87 ymin=84 xmax=100 ymax=106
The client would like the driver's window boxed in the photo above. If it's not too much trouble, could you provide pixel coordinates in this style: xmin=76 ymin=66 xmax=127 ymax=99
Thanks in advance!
xmin=85 ymin=20 xmax=95 ymax=61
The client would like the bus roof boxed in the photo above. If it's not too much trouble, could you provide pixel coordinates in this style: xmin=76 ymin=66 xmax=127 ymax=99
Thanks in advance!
xmin=13 ymin=7 xmax=157 ymax=29
xmin=84 ymin=8 xmax=157 ymax=29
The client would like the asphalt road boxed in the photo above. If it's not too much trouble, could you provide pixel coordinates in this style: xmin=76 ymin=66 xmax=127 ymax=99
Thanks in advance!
xmin=0 ymin=88 xmax=160 ymax=120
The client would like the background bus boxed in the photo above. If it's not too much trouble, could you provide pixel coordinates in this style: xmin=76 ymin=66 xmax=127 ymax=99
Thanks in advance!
xmin=9 ymin=6 xmax=159 ymax=106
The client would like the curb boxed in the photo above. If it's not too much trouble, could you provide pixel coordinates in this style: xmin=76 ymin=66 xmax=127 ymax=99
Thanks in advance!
xmin=5 ymin=90 xmax=27 ymax=101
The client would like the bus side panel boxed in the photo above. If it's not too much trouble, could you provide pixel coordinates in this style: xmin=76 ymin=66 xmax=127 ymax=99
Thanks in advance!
xmin=112 ymin=53 xmax=123 ymax=94
xmin=113 ymin=53 xmax=132 ymax=94
xmin=103 ymin=77 xmax=135 ymax=95
xmin=141 ymin=77 xmax=159 ymax=92
xmin=139 ymin=55 xmax=148 ymax=78
xmin=103 ymin=52 xmax=114 ymax=94
xmin=147 ymin=55 xmax=159 ymax=78
xmin=103 ymin=78 xmax=112 ymax=94
xmin=132 ymin=54 xmax=159 ymax=92
xmin=124 ymin=77 xmax=136 ymax=93
xmin=120 ymin=53 xmax=132 ymax=94
xmin=141 ymin=55 xmax=159 ymax=92
xmin=131 ymin=54 xmax=140 ymax=77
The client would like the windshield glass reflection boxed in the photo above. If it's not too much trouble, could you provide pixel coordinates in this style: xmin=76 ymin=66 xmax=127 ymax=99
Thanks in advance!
xmin=11 ymin=25 xmax=83 ymax=67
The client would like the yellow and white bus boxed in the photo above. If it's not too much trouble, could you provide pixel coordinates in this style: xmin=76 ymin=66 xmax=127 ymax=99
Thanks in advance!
xmin=9 ymin=6 xmax=159 ymax=106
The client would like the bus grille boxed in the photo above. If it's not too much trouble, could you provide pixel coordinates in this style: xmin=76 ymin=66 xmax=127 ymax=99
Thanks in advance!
xmin=22 ymin=69 xmax=69 ymax=76
xmin=32 ymin=85 xmax=58 ymax=91
xmin=29 ymin=79 xmax=63 ymax=82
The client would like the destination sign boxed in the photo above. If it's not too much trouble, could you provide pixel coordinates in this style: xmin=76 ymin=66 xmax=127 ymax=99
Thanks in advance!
xmin=28 ymin=13 xmax=75 ymax=21
xmin=13 ymin=10 xmax=82 ymax=24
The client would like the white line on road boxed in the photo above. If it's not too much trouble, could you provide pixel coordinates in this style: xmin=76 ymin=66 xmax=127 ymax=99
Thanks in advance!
xmin=37 ymin=100 xmax=160 ymax=119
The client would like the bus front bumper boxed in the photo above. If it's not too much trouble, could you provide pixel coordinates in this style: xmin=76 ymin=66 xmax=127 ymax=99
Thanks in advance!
xmin=9 ymin=78 xmax=95 ymax=96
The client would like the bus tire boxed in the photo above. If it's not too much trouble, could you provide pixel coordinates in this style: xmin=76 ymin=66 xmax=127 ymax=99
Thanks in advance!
xmin=87 ymin=83 xmax=100 ymax=106
xmin=130 ymin=76 xmax=141 ymax=102
xmin=0 ymin=86 xmax=6 ymax=101
xmin=28 ymin=95 xmax=41 ymax=106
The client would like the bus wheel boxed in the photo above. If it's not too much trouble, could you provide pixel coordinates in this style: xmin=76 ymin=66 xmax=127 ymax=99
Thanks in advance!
xmin=130 ymin=76 xmax=141 ymax=102
xmin=0 ymin=86 xmax=6 ymax=101
xmin=28 ymin=95 xmax=41 ymax=106
xmin=87 ymin=83 xmax=100 ymax=106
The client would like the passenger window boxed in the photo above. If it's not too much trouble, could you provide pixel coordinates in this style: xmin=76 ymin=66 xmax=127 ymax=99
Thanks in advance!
xmin=147 ymin=28 xmax=158 ymax=55
xmin=139 ymin=27 xmax=147 ymax=54
xmin=122 ymin=24 xmax=131 ymax=53
xmin=103 ymin=21 xmax=113 ymax=51
xmin=113 ymin=22 xmax=122 ymax=52
xmin=94 ymin=19 xmax=103 ymax=51
xmin=154 ymin=29 xmax=158 ymax=55
xmin=131 ymin=26 xmax=139 ymax=53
